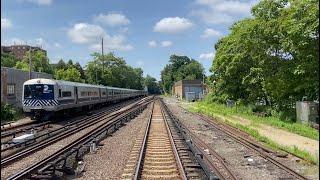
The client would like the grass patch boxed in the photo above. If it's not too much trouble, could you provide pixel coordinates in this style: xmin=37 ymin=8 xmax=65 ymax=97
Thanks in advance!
xmin=160 ymin=93 xmax=171 ymax=98
xmin=190 ymin=101 xmax=319 ymax=141
xmin=1 ymin=103 xmax=24 ymax=123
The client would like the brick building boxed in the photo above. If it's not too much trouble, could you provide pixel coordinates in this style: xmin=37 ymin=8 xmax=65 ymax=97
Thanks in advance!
xmin=172 ymin=79 xmax=207 ymax=100
xmin=1 ymin=67 xmax=52 ymax=109
xmin=1 ymin=45 xmax=47 ymax=60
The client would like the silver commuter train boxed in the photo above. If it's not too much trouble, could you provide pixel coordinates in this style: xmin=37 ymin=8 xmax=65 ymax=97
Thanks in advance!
xmin=22 ymin=78 xmax=147 ymax=120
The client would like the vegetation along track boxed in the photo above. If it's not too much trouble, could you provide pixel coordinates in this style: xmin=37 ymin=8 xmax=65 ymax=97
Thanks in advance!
xmin=123 ymin=99 xmax=209 ymax=180
xmin=1 ymin=97 xmax=152 ymax=179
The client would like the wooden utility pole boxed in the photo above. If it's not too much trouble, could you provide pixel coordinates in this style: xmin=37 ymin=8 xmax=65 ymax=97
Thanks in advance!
xmin=29 ymin=45 xmax=32 ymax=79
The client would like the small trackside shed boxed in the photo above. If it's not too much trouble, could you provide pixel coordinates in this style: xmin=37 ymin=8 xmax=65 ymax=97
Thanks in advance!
xmin=172 ymin=79 xmax=207 ymax=100
xmin=1 ymin=67 xmax=53 ymax=108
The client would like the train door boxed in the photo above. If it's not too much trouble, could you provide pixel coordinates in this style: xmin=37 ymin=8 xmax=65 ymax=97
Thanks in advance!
xmin=74 ymin=87 xmax=78 ymax=104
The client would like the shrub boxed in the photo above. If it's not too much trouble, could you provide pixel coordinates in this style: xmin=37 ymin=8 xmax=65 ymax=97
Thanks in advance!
xmin=1 ymin=103 xmax=17 ymax=122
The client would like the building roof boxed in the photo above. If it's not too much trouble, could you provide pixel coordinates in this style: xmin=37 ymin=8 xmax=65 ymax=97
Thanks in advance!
xmin=174 ymin=79 xmax=203 ymax=86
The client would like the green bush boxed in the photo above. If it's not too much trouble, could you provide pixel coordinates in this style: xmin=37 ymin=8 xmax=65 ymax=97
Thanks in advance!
xmin=1 ymin=103 xmax=17 ymax=122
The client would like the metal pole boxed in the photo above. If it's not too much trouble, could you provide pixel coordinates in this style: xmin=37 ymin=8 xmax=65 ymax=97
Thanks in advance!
xmin=29 ymin=45 xmax=32 ymax=79
xmin=102 ymin=37 xmax=104 ymax=71
xmin=95 ymin=63 xmax=98 ymax=84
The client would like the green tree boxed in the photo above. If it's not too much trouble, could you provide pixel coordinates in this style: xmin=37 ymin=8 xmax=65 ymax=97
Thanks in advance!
xmin=85 ymin=52 xmax=144 ymax=89
xmin=74 ymin=62 xmax=86 ymax=81
xmin=56 ymin=59 xmax=67 ymax=70
xmin=14 ymin=61 xmax=29 ymax=71
xmin=1 ymin=53 xmax=18 ymax=68
xmin=144 ymin=75 xmax=160 ymax=94
xmin=161 ymin=55 xmax=205 ymax=93
xmin=211 ymin=0 xmax=319 ymax=115
xmin=20 ymin=50 xmax=53 ymax=74
xmin=55 ymin=67 xmax=83 ymax=82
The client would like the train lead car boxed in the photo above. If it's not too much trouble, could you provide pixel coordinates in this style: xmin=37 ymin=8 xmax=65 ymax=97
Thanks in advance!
xmin=22 ymin=78 xmax=147 ymax=120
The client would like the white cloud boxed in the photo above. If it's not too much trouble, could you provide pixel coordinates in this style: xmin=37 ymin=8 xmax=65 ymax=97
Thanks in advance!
xmin=68 ymin=23 xmax=133 ymax=51
xmin=1 ymin=18 xmax=12 ymax=30
xmin=201 ymin=28 xmax=222 ymax=38
xmin=199 ymin=52 xmax=215 ymax=60
xmin=154 ymin=17 xmax=194 ymax=34
xmin=148 ymin=41 xmax=157 ymax=47
xmin=119 ymin=27 xmax=129 ymax=34
xmin=89 ymin=35 xmax=133 ymax=51
xmin=2 ymin=37 xmax=49 ymax=49
xmin=2 ymin=38 xmax=24 ymax=45
xmin=94 ymin=13 xmax=130 ymax=27
xmin=68 ymin=23 xmax=106 ymax=44
xmin=161 ymin=41 xmax=172 ymax=47
xmin=25 ymin=0 xmax=52 ymax=6
xmin=191 ymin=0 xmax=257 ymax=25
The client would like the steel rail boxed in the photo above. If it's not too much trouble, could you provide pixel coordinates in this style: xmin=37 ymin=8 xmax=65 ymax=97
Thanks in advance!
xmin=1 ymin=98 xmax=148 ymax=167
xmin=133 ymin=101 xmax=154 ymax=180
xmin=1 ymin=121 xmax=50 ymax=139
xmin=7 ymin=100 xmax=151 ymax=180
xmin=160 ymin=100 xmax=188 ymax=180
xmin=1 ymin=121 xmax=36 ymax=132
xmin=1 ymin=98 xmax=139 ymax=148
xmin=160 ymin=99 xmax=232 ymax=180
xmin=198 ymin=114 xmax=308 ymax=180
xmin=134 ymin=99 xmax=187 ymax=180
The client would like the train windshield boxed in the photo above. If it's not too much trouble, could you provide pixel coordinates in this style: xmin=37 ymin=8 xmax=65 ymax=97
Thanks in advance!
xmin=24 ymin=84 xmax=54 ymax=99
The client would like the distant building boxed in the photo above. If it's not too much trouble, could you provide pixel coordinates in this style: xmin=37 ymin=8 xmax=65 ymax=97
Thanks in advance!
xmin=172 ymin=79 xmax=207 ymax=101
xmin=1 ymin=45 xmax=47 ymax=60
xmin=1 ymin=67 xmax=53 ymax=109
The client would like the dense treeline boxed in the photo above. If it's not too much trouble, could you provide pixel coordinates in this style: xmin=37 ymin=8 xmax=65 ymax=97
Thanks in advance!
xmin=1 ymin=51 xmax=160 ymax=92
xmin=161 ymin=55 xmax=205 ymax=93
xmin=210 ymin=0 xmax=319 ymax=118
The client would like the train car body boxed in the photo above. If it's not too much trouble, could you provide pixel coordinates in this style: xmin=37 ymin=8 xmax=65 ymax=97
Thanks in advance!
xmin=22 ymin=78 xmax=146 ymax=120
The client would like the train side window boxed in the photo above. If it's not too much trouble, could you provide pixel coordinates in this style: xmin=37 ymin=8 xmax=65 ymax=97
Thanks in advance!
xmin=62 ymin=91 xmax=72 ymax=97
xmin=59 ymin=89 xmax=62 ymax=98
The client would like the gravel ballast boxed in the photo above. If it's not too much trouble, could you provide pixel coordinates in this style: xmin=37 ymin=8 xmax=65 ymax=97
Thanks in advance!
xmin=1 ymin=100 xmax=145 ymax=179
xmin=162 ymin=97 xmax=318 ymax=180
xmin=75 ymin=104 xmax=151 ymax=179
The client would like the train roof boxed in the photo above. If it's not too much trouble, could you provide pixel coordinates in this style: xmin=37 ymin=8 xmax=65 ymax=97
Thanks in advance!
xmin=24 ymin=78 xmax=144 ymax=91
xmin=24 ymin=78 xmax=102 ymax=88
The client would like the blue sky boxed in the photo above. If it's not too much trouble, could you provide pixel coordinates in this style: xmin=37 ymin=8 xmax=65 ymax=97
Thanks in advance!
xmin=1 ymin=0 xmax=257 ymax=80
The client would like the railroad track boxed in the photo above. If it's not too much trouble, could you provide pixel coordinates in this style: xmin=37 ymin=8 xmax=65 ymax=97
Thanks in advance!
xmin=1 ymin=98 xmax=141 ymax=145
xmin=1 ymin=122 xmax=50 ymax=140
xmin=1 ymin=97 xmax=140 ymax=158
xmin=197 ymin=113 xmax=309 ymax=180
xmin=163 ymin=99 xmax=308 ymax=180
xmin=1 ymin=97 xmax=152 ymax=179
xmin=122 ymin=99 xmax=208 ymax=180
xmin=1 ymin=121 xmax=39 ymax=135
xmin=160 ymin=99 xmax=235 ymax=180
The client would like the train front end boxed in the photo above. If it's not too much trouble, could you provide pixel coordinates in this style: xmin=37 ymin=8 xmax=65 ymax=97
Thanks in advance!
xmin=22 ymin=78 xmax=58 ymax=120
